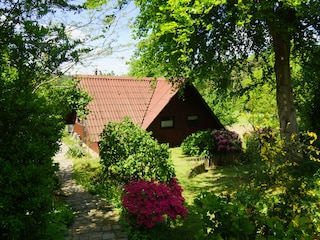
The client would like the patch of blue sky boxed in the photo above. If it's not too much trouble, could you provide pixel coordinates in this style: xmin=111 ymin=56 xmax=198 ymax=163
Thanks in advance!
xmin=50 ymin=0 xmax=138 ymax=75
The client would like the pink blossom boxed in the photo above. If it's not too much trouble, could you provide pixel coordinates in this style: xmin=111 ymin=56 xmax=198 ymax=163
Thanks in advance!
xmin=211 ymin=129 xmax=242 ymax=152
xmin=121 ymin=178 xmax=187 ymax=228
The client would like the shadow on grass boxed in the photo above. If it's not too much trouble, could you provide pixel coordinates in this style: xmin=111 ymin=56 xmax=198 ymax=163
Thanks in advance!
xmin=166 ymin=147 xmax=253 ymax=240
xmin=168 ymin=204 xmax=204 ymax=240
xmin=171 ymin=147 xmax=250 ymax=204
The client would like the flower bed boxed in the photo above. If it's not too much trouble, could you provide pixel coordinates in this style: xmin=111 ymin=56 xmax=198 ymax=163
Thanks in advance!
xmin=210 ymin=129 xmax=243 ymax=166
xmin=121 ymin=178 xmax=187 ymax=229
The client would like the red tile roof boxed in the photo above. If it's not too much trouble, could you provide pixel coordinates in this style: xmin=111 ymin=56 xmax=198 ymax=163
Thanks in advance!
xmin=75 ymin=75 xmax=178 ymax=142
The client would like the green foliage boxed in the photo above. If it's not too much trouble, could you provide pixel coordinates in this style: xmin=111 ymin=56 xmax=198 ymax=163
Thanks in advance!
xmin=194 ymin=80 xmax=240 ymax=126
xmin=293 ymin=46 xmax=320 ymax=134
xmin=181 ymin=130 xmax=216 ymax=157
xmin=194 ymin=192 xmax=255 ymax=239
xmin=38 ymin=77 xmax=93 ymax=120
xmin=0 ymin=0 xmax=83 ymax=238
xmin=99 ymin=117 xmax=176 ymax=197
xmin=44 ymin=200 xmax=74 ymax=240
xmin=241 ymin=78 xmax=279 ymax=129
xmin=130 ymin=0 xmax=320 ymax=81
xmin=181 ymin=129 xmax=242 ymax=157
xmin=194 ymin=129 xmax=320 ymax=239
xmin=241 ymin=130 xmax=320 ymax=238
xmin=120 ymin=220 xmax=176 ymax=240
xmin=0 ymin=69 xmax=65 ymax=238
xmin=66 ymin=144 xmax=86 ymax=158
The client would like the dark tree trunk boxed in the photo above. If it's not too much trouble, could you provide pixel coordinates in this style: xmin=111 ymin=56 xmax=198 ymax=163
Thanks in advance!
xmin=272 ymin=33 xmax=299 ymax=137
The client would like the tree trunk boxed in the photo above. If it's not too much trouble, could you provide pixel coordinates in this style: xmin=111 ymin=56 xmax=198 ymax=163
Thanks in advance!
xmin=272 ymin=33 xmax=299 ymax=137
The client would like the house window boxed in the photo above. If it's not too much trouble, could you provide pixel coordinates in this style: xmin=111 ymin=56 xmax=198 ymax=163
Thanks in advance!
xmin=161 ymin=116 xmax=174 ymax=128
xmin=187 ymin=115 xmax=199 ymax=127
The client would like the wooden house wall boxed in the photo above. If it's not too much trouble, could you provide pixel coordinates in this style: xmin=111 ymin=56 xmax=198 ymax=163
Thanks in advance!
xmin=73 ymin=123 xmax=100 ymax=153
xmin=147 ymin=85 xmax=223 ymax=146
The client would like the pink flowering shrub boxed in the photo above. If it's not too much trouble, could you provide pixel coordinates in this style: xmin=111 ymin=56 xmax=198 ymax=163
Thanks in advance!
xmin=121 ymin=178 xmax=187 ymax=228
xmin=211 ymin=129 xmax=242 ymax=152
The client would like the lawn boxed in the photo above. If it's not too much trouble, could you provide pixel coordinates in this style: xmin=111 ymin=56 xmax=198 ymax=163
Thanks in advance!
xmin=170 ymin=147 xmax=249 ymax=204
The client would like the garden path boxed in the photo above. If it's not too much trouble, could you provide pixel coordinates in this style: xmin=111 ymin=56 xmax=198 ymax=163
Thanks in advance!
xmin=54 ymin=144 xmax=127 ymax=240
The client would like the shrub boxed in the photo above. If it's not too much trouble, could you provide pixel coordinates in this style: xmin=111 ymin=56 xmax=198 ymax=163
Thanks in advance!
xmin=181 ymin=129 xmax=217 ymax=156
xmin=0 ymin=92 xmax=64 ymax=239
xmin=45 ymin=200 xmax=74 ymax=239
xmin=194 ymin=130 xmax=320 ymax=239
xmin=66 ymin=144 xmax=85 ymax=158
xmin=194 ymin=192 xmax=255 ymax=239
xmin=211 ymin=129 xmax=242 ymax=153
xmin=121 ymin=178 xmax=187 ymax=229
xmin=239 ymin=130 xmax=320 ymax=238
xmin=181 ymin=129 xmax=242 ymax=157
xmin=99 ymin=117 xmax=176 ymax=200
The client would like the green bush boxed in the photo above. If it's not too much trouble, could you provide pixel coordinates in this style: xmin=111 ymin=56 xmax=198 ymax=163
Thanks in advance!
xmin=0 ymin=86 xmax=64 ymax=238
xmin=44 ymin=200 xmax=74 ymax=240
xmin=181 ymin=129 xmax=242 ymax=158
xmin=194 ymin=192 xmax=255 ymax=239
xmin=66 ymin=144 xmax=85 ymax=158
xmin=99 ymin=117 xmax=176 ymax=199
xmin=181 ymin=129 xmax=216 ymax=156
xmin=193 ymin=130 xmax=320 ymax=239
xmin=240 ymin=130 xmax=320 ymax=238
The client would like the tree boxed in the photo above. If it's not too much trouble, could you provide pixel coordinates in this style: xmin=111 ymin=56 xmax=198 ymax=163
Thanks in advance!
xmin=293 ymin=46 xmax=320 ymax=134
xmin=37 ymin=77 xmax=93 ymax=122
xmin=130 ymin=0 xmax=320 ymax=137
xmin=0 ymin=0 xmax=84 ymax=238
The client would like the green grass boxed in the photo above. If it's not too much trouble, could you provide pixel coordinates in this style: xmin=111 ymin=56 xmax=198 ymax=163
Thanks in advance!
xmin=72 ymin=155 xmax=102 ymax=194
xmin=62 ymin=134 xmax=102 ymax=194
xmin=170 ymin=147 xmax=249 ymax=205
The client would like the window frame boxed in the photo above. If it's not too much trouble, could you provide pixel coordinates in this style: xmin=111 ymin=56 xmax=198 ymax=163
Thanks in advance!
xmin=187 ymin=114 xmax=199 ymax=127
xmin=160 ymin=116 xmax=174 ymax=128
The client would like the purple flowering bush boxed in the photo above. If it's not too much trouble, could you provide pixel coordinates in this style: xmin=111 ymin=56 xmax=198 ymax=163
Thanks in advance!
xmin=121 ymin=178 xmax=187 ymax=229
xmin=211 ymin=129 xmax=242 ymax=153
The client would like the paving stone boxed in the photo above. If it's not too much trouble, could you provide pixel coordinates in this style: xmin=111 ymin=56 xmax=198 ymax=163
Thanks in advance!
xmin=102 ymin=226 xmax=112 ymax=231
xmin=89 ymin=233 xmax=103 ymax=239
xmin=54 ymin=144 xmax=127 ymax=240
xmin=102 ymin=232 xmax=115 ymax=240
xmin=112 ymin=225 xmax=121 ymax=230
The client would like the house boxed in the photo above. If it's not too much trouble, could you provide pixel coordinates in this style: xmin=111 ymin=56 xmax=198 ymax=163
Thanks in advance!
xmin=73 ymin=75 xmax=223 ymax=153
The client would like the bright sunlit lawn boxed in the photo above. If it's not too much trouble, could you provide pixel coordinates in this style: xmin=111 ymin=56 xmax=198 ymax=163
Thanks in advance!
xmin=170 ymin=147 xmax=249 ymax=205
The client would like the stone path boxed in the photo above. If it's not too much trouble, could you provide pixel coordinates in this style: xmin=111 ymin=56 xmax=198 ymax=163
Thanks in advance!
xmin=54 ymin=144 xmax=128 ymax=240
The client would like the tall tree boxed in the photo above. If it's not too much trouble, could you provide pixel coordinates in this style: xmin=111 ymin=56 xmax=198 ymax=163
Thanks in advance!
xmin=0 ymin=1 xmax=84 ymax=238
xmin=130 ymin=0 xmax=320 ymax=137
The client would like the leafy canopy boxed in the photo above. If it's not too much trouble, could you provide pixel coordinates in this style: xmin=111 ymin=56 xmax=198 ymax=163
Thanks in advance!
xmin=132 ymin=0 xmax=320 ymax=82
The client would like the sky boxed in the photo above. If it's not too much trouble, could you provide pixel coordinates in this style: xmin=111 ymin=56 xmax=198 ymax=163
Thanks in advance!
xmin=60 ymin=1 xmax=139 ymax=76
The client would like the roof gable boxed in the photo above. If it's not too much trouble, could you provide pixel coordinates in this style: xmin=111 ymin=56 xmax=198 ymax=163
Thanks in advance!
xmin=75 ymin=75 xmax=178 ymax=142
xmin=141 ymin=79 xmax=178 ymax=129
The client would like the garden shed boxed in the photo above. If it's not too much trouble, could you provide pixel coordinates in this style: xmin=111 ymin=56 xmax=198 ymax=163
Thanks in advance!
xmin=73 ymin=75 xmax=223 ymax=153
